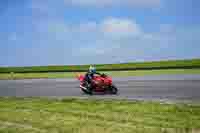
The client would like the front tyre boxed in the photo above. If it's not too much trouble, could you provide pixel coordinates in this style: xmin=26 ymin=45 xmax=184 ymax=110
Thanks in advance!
xmin=110 ymin=85 xmax=118 ymax=94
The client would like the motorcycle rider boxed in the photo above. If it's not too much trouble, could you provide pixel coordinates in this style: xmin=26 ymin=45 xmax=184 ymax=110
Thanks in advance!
xmin=84 ymin=65 xmax=102 ymax=90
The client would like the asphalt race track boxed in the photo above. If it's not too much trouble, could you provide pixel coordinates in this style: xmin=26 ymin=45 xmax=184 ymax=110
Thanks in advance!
xmin=0 ymin=74 xmax=200 ymax=103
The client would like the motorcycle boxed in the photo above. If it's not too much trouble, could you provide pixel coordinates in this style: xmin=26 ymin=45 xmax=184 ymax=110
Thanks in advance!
xmin=76 ymin=73 xmax=118 ymax=95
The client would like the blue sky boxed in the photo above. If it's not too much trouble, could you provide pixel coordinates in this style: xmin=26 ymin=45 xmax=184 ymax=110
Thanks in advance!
xmin=0 ymin=0 xmax=200 ymax=66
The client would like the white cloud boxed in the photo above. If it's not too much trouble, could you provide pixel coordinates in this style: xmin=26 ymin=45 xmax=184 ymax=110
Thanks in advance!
xmin=42 ymin=17 xmax=142 ymax=40
xmin=100 ymin=17 xmax=142 ymax=38
xmin=34 ymin=17 xmax=144 ymax=61
xmin=65 ymin=0 xmax=161 ymax=8
xmin=31 ymin=16 xmax=200 ymax=64
xmin=59 ymin=18 xmax=142 ymax=38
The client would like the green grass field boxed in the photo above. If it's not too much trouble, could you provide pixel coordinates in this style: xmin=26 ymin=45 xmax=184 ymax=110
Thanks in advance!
xmin=0 ymin=69 xmax=200 ymax=80
xmin=0 ymin=59 xmax=200 ymax=73
xmin=0 ymin=97 xmax=199 ymax=133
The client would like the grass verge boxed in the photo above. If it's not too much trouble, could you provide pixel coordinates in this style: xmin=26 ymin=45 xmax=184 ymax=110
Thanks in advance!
xmin=0 ymin=59 xmax=200 ymax=73
xmin=0 ymin=97 xmax=199 ymax=133
xmin=0 ymin=69 xmax=200 ymax=80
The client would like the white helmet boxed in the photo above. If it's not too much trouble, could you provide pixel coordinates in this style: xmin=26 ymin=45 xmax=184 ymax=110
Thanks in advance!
xmin=89 ymin=65 xmax=96 ymax=73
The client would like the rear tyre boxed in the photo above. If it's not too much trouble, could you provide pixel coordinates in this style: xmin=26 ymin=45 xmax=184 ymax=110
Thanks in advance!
xmin=83 ymin=82 xmax=93 ymax=95
xmin=81 ymin=87 xmax=88 ymax=94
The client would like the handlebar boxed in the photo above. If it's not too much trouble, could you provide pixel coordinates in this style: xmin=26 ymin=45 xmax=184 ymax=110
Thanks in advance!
xmin=101 ymin=73 xmax=107 ymax=77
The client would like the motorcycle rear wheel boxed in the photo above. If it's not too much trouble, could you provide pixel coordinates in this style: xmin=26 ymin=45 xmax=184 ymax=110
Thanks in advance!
xmin=82 ymin=82 xmax=93 ymax=95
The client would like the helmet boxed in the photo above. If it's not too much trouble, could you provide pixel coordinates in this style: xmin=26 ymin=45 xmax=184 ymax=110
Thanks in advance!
xmin=89 ymin=65 xmax=96 ymax=73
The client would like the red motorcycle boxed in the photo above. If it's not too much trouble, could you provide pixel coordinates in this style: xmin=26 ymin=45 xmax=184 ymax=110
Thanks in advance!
xmin=76 ymin=73 xmax=118 ymax=95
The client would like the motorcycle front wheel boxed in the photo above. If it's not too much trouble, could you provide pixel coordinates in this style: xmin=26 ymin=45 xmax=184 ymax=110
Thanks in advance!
xmin=110 ymin=85 xmax=118 ymax=94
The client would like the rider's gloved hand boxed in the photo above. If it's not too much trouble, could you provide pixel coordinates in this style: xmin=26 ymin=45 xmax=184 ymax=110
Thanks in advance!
xmin=101 ymin=73 xmax=106 ymax=77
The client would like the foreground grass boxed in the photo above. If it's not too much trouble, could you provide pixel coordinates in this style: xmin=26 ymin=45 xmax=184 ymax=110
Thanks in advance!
xmin=0 ymin=69 xmax=200 ymax=80
xmin=0 ymin=97 xmax=200 ymax=133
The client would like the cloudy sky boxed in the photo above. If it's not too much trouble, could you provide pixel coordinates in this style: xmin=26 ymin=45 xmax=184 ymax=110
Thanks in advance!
xmin=0 ymin=0 xmax=200 ymax=66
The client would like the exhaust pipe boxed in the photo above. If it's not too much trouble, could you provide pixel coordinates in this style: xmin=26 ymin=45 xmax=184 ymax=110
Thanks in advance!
xmin=80 ymin=85 xmax=87 ymax=90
